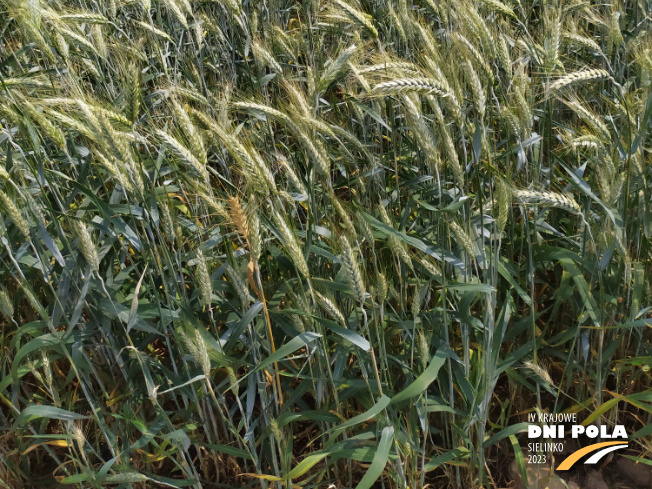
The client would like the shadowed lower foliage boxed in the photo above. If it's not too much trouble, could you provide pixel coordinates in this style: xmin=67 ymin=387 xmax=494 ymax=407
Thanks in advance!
xmin=0 ymin=0 xmax=651 ymax=487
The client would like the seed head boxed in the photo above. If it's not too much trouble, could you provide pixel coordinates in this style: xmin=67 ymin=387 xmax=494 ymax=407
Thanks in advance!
xmin=0 ymin=190 xmax=30 ymax=239
xmin=195 ymin=249 xmax=212 ymax=307
xmin=549 ymin=69 xmax=611 ymax=92
xmin=514 ymin=189 xmax=582 ymax=215
xmin=0 ymin=286 xmax=13 ymax=319
xmin=339 ymin=235 xmax=365 ymax=303
xmin=71 ymin=221 xmax=100 ymax=271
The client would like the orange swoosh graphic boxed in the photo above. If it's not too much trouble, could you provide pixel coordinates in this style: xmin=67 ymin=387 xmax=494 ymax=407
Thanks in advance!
xmin=557 ymin=441 xmax=628 ymax=470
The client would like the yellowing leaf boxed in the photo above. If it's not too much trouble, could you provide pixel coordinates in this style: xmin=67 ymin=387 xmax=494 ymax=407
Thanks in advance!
xmin=240 ymin=473 xmax=283 ymax=482
xmin=22 ymin=439 xmax=72 ymax=455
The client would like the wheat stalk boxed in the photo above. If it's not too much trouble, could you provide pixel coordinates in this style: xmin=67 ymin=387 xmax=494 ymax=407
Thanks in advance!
xmin=271 ymin=209 xmax=310 ymax=278
xmin=432 ymin=101 xmax=464 ymax=187
xmin=252 ymin=40 xmax=283 ymax=73
xmin=195 ymin=249 xmax=212 ymax=307
xmin=562 ymin=98 xmax=611 ymax=141
xmin=562 ymin=32 xmax=603 ymax=54
xmin=60 ymin=12 xmax=108 ymax=24
xmin=449 ymin=221 xmax=478 ymax=259
xmin=0 ymin=286 xmax=13 ymax=320
xmin=464 ymin=61 xmax=486 ymax=118
xmin=70 ymin=221 xmax=100 ymax=272
xmin=332 ymin=0 xmax=378 ymax=38
xmin=481 ymin=0 xmax=516 ymax=18
xmin=159 ymin=201 xmax=177 ymax=244
xmin=0 ymin=190 xmax=30 ymax=239
xmin=514 ymin=189 xmax=582 ymax=215
xmin=358 ymin=62 xmax=418 ymax=74
xmin=316 ymin=291 xmax=346 ymax=325
xmin=497 ymin=34 xmax=512 ymax=73
xmin=372 ymin=78 xmax=450 ymax=97
xmin=454 ymin=33 xmax=495 ymax=82
xmin=339 ymin=235 xmax=366 ymax=303
xmin=319 ymin=44 xmax=357 ymax=92
xmin=156 ymin=129 xmax=208 ymax=181
xmin=224 ymin=263 xmax=253 ymax=304
xmin=549 ymin=68 xmax=611 ymax=91
xmin=379 ymin=204 xmax=413 ymax=270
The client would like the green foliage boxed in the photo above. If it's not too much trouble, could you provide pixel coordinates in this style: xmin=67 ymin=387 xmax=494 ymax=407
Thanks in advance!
xmin=0 ymin=0 xmax=651 ymax=487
